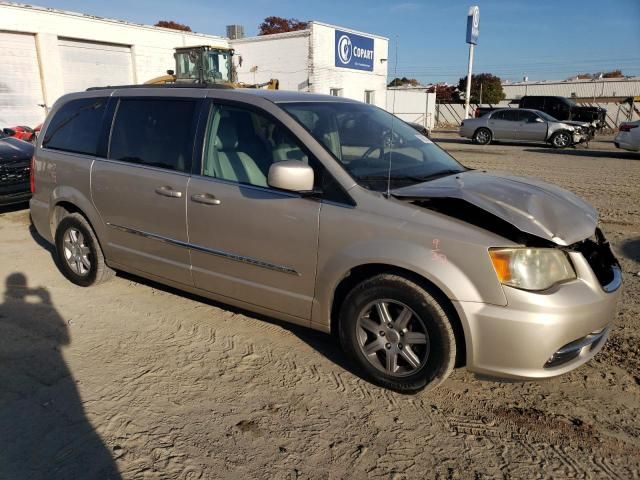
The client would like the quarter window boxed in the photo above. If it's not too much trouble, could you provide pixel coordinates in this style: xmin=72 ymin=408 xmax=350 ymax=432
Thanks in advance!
xmin=109 ymin=99 xmax=196 ymax=173
xmin=202 ymin=104 xmax=309 ymax=188
xmin=42 ymin=97 xmax=107 ymax=155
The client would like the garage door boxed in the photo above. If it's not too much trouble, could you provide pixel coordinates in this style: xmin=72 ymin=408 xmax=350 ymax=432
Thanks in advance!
xmin=0 ymin=31 xmax=45 ymax=128
xmin=59 ymin=38 xmax=133 ymax=94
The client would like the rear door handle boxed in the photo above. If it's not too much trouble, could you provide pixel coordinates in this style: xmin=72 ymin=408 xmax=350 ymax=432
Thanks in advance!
xmin=155 ymin=186 xmax=183 ymax=198
xmin=191 ymin=193 xmax=221 ymax=205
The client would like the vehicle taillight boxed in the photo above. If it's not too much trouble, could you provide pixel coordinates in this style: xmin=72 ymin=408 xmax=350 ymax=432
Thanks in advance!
xmin=619 ymin=124 xmax=638 ymax=132
xmin=29 ymin=157 xmax=36 ymax=194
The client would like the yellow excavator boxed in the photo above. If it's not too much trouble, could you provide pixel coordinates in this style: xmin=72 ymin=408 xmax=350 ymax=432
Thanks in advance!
xmin=145 ymin=45 xmax=279 ymax=89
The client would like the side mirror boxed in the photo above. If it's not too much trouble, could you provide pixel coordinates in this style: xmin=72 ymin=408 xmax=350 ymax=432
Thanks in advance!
xmin=166 ymin=69 xmax=175 ymax=76
xmin=268 ymin=161 xmax=314 ymax=192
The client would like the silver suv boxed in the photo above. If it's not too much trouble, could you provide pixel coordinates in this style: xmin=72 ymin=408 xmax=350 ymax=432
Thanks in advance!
xmin=30 ymin=88 xmax=621 ymax=391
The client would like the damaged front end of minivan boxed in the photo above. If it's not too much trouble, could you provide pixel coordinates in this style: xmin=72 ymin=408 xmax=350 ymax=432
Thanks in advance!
xmin=392 ymin=169 xmax=621 ymax=294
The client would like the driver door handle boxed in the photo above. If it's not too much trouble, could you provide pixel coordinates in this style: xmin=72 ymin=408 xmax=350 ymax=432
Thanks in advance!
xmin=191 ymin=193 xmax=221 ymax=206
xmin=155 ymin=186 xmax=182 ymax=198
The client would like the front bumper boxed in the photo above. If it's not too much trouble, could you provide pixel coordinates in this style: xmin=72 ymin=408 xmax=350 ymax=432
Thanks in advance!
xmin=454 ymin=250 xmax=621 ymax=379
xmin=0 ymin=183 xmax=31 ymax=206
xmin=614 ymin=132 xmax=639 ymax=152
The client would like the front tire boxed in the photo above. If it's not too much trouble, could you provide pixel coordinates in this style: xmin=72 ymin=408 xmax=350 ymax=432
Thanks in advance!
xmin=339 ymin=274 xmax=456 ymax=392
xmin=473 ymin=127 xmax=492 ymax=145
xmin=55 ymin=213 xmax=114 ymax=287
xmin=550 ymin=131 xmax=572 ymax=148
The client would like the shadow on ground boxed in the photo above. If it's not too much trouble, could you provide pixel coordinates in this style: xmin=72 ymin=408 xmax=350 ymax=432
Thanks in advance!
xmin=0 ymin=272 xmax=121 ymax=479
xmin=0 ymin=201 xmax=29 ymax=215
xmin=619 ymin=237 xmax=640 ymax=263
xmin=523 ymin=147 xmax=640 ymax=160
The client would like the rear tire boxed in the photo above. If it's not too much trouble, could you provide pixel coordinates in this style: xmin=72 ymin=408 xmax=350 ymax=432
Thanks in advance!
xmin=473 ymin=127 xmax=492 ymax=145
xmin=54 ymin=213 xmax=114 ymax=287
xmin=339 ymin=274 xmax=456 ymax=392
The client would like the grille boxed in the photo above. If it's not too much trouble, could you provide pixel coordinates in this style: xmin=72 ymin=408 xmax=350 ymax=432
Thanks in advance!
xmin=0 ymin=159 xmax=31 ymax=186
xmin=571 ymin=228 xmax=618 ymax=288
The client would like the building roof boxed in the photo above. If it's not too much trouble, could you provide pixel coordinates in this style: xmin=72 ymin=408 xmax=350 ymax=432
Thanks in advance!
xmin=0 ymin=1 xmax=225 ymax=39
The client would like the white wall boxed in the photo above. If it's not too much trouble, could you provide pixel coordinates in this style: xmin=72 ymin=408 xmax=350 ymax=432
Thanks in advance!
xmin=0 ymin=2 xmax=228 ymax=123
xmin=231 ymin=31 xmax=310 ymax=91
xmin=387 ymin=90 xmax=436 ymax=130
xmin=309 ymin=22 xmax=388 ymax=108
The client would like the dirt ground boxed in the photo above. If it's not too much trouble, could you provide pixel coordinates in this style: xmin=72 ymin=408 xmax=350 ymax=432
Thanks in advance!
xmin=1 ymin=133 xmax=639 ymax=479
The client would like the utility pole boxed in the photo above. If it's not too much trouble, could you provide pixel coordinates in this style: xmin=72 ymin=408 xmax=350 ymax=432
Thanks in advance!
xmin=464 ymin=6 xmax=480 ymax=119
xmin=464 ymin=44 xmax=475 ymax=117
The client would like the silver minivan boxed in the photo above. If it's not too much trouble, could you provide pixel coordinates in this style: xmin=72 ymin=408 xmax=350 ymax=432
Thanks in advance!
xmin=30 ymin=88 xmax=621 ymax=391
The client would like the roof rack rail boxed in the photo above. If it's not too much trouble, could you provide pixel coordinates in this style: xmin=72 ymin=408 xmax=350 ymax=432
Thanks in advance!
xmin=86 ymin=83 xmax=234 ymax=91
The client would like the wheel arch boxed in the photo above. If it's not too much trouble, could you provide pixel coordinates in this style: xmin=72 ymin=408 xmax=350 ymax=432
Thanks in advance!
xmin=49 ymin=197 xmax=109 ymax=264
xmin=330 ymin=263 xmax=467 ymax=368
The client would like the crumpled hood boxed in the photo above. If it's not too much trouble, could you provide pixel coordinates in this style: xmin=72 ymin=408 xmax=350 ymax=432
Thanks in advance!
xmin=392 ymin=170 xmax=597 ymax=246
xmin=560 ymin=120 xmax=591 ymax=128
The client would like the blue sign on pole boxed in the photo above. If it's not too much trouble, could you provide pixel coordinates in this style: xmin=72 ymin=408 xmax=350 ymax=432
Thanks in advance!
xmin=466 ymin=6 xmax=480 ymax=45
xmin=335 ymin=30 xmax=374 ymax=71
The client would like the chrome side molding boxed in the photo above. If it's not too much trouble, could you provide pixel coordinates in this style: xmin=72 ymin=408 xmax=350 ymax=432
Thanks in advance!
xmin=107 ymin=222 xmax=300 ymax=276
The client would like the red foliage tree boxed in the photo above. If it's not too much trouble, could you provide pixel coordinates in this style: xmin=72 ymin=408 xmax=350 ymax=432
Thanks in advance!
xmin=155 ymin=20 xmax=192 ymax=32
xmin=258 ymin=16 xmax=308 ymax=35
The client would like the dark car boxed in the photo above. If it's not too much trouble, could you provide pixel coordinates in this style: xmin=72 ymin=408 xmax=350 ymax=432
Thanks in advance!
xmin=518 ymin=96 xmax=606 ymax=129
xmin=0 ymin=131 xmax=34 ymax=206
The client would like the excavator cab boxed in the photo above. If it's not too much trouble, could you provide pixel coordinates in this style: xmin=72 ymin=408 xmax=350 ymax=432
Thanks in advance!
xmin=173 ymin=46 xmax=234 ymax=85
xmin=145 ymin=45 xmax=279 ymax=89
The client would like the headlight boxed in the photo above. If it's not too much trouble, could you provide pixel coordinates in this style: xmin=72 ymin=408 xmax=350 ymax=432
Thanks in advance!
xmin=489 ymin=248 xmax=576 ymax=291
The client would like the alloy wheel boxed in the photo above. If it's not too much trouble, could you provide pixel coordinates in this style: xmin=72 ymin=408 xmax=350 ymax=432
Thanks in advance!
xmin=62 ymin=227 xmax=91 ymax=276
xmin=553 ymin=132 xmax=571 ymax=148
xmin=356 ymin=299 xmax=430 ymax=377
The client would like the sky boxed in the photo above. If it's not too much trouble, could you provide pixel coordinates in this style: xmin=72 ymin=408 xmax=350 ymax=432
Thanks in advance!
xmin=30 ymin=0 xmax=640 ymax=85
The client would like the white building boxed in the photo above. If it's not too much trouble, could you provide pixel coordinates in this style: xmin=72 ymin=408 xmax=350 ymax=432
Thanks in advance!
xmin=502 ymin=77 xmax=640 ymax=101
xmin=231 ymin=22 xmax=389 ymax=108
xmin=0 ymin=2 xmax=228 ymax=126
xmin=0 ymin=3 xmax=389 ymax=127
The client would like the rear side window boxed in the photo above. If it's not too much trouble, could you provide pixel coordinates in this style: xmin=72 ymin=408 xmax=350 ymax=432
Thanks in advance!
xmin=42 ymin=97 xmax=107 ymax=155
xmin=109 ymin=98 xmax=196 ymax=173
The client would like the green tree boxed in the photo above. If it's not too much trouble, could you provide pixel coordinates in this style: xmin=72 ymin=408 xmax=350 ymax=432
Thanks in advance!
xmin=258 ymin=17 xmax=308 ymax=35
xmin=154 ymin=20 xmax=192 ymax=32
xmin=427 ymin=84 xmax=460 ymax=102
xmin=457 ymin=73 xmax=505 ymax=104
xmin=387 ymin=77 xmax=420 ymax=87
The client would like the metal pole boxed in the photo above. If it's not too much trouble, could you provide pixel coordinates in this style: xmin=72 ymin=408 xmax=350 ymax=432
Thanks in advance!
xmin=464 ymin=43 xmax=475 ymax=119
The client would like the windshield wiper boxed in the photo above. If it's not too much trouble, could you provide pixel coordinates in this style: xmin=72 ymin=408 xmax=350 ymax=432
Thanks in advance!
xmin=398 ymin=169 xmax=463 ymax=183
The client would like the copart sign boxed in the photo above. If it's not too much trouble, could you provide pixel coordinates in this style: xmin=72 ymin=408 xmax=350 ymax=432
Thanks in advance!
xmin=334 ymin=30 xmax=374 ymax=71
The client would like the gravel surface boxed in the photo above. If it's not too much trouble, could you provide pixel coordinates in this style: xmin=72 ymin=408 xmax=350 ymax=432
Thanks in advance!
xmin=0 ymin=133 xmax=639 ymax=479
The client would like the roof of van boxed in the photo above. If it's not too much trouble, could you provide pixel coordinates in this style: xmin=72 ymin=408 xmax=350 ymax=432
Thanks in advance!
xmin=84 ymin=84 xmax=360 ymax=104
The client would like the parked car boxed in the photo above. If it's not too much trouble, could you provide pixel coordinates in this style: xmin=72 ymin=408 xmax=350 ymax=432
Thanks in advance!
xmin=0 ymin=130 xmax=34 ymax=206
xmin=3 ymin=124 xmax=41 ymax=143
xmin=406 ymin=121 xmax=430 ymax=138
xmin=518 ymin=96 xmax=606 ymax=129
xmin=30 ymin=88 xmax=621 ymax=391
xmin=460 ymin=108 xmax=593 ymax=148
xmin=614 ymin=120 xmax=640 ymax=152
xmin=474 ymin=106 xmax=496 ymax=118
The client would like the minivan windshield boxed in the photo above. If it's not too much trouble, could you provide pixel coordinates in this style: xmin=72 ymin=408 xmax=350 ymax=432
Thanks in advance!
xmin=281 ymin=102 xmax=465 ymax=191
